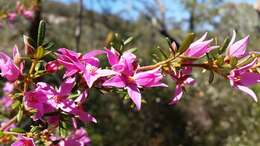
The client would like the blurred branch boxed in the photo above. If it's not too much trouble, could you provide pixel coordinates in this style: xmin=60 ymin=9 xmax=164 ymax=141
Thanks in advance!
xmin=189 ymin=0 xmax=196 ymax=31
xmin=75 ymin=0 xmax=84 ymax=51
xmin=29 ymin=0 xmax=42 ymax=42
xmin=135 ymin=0 xmax=180 ymax=47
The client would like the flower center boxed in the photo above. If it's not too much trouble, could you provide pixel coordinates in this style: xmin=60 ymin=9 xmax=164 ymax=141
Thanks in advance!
xmin=234 ymin=76 xmax=241 ymax=82
xmin=126 ymin=76 xmax=136 ymax=84
xmin=54 ymin=96 xmax=63 ymax=103
xmin=27 ymin=95 xmax=38 ymax=104
xmin=22 ymin=139 xmax=33 ymax=146
xmin=86 ymin=64 xmax=97 ymax=74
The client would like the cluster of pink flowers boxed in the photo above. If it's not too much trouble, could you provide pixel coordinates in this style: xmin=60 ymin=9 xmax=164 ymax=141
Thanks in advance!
xmin=0 ymin=2 xmax=34 ymax=28
xmin=0 ymin=30 xmax=259 ymax=145
xmin=169 ymin=32 xmax=260 ymax=104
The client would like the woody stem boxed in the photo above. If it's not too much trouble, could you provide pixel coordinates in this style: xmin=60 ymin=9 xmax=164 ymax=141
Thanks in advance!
xmin=137 ymin=56 xmax=176 ymax=71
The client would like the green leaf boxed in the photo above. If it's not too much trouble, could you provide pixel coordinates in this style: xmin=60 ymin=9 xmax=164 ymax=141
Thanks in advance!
xmin=11 ymin=101 xmax=21 ymax=109
xmin=123 ymin=37 xmax=134 ymax=45
xmin=178 ymin=33 xmax=196 ymax=54
xmin=59 ymin=121 xmax=69 ymax=137
xmin=206 ymin=53 xmax=212 ymax=61
xmin=35 ymin=62 xmax=41 ymax=71
xmin=157 ymin=47 xmax=168 ymax=59
xmin=218 ymin=37 xmax=230 ymax=54
xmin=44 ymin=42 xmax=55 ymax=50
xmin=17 ymin=108 xmax=23 ymax=122
xmin=237 ymin=55 xmax=255 ymax=67
xmin=37 ymin=20 xmax=46 ymax=46
xmin=216 ymin=56 xmax=225 ymax=66
xmin=10 ymin=128 xmax=25 ymax=133
xmin=230 ymin=57 xmax=238 ymax=67
xmin=34 ymin=46 xmax=45 ymax=59
xmin=0 ymin=131 xmax=4 ymax=137
xmin=126 ymin=47 xmax=138 ymax=53
xmin=30 ymin=126 xmax=40 ymax=133
xmin=208 ymin=71 xmax=214 ymax=84
xmin=68 ymin=92 xmax=80 ymax=99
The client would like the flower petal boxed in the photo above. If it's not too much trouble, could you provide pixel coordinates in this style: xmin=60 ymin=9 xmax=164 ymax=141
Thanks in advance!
xmin=126 ymin=84 xmax=142 ymax=110
xmin=227 ymin=30 xmax=237 ymax=49
xmin=82 ymin=50 xmax=106 ymax=59
xmin=196 ymin=32 xmax=208 ymax=42
xmin=59 ymin=78 xmax=75 ymax=96
xmin=169 ymin=84 xmax=183 ymax=105
xmin=120 ymin=52 xmax=137 ymax=76
xmin=103 ymin=75 xmax=126 ymax=88
xmin=228 ymin=35 xmax=249 ymax=58
xmin=135 ymin=67 xmax=166 ymax=87
xmin=105 ymin=48 xmax=120 ymax=66
xmin=237 ymin=85 xmax=257 ymax=102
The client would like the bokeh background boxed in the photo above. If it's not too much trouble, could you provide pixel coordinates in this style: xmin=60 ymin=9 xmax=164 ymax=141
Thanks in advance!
xmin=1 ymin=0 xmax=260 ymax=145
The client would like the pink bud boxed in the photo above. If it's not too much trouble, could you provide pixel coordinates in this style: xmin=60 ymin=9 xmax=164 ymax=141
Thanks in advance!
xmin=46 ymin=61 xmax=59 ymax=73
xmin=22 ymin=10 xmax=34 ymax=20
xmin=7 ymin=12 xmax=17 ymax=23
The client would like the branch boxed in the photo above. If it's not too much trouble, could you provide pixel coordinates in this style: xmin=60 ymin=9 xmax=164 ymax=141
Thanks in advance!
xmin=75 ymin=0 xmax=84 ymax=51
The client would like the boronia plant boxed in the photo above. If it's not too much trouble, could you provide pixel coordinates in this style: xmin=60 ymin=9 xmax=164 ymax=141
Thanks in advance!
xmin=0 ymin=20 xmax=259 ymax=146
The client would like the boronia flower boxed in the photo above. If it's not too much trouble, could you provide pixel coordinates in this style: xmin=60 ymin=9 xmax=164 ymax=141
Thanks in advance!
xmin=57 ymin=48 xmax=116 ymax=88
xmin=24 ymin=86 xmax=55 ymax=120
xmin=11 ymin=136 xmax=35 ymax=146
xmin=228 ymin=59 xmax=260 ymax=102
xmin=25 ymin=78 xmax=97 ymax=123
xmin=0 ymin=46 xmax=21 ymax=81
xmin=183 ymin=33 xmax=216 ymax=58
xmin=226 ymin=30 xmax=249 ymax=59
xmin=103 ymin=49 xmax=167 ymax=110
xmin=170 ymin=67 xmax=195 ymax=105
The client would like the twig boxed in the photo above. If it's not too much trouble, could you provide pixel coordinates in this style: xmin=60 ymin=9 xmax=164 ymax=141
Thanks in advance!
xmin=0 ymin=116 xmax=17 ymax=131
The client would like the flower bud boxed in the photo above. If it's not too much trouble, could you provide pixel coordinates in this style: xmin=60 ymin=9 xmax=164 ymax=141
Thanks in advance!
xmin=45 ymin=61 xmax=59 ymax=73
xmin=23 ymin=35 xmax=35 ymax=55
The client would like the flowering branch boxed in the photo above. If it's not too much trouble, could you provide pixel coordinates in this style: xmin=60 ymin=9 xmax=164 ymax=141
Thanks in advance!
xmin=0 ymin=20 xmax=259 ymax=146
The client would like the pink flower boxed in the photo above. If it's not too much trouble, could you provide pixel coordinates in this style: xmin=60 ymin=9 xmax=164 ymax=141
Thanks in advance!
xmin=22 ymin=10 xmax=34 ymax=20
xmin=0 ymin=47 xmax=21 ymax=81
xmin=105 ymin=47 xmax=120 ymax=66
xmin=46 ymin=60 xmax=60 ymax=73
xmin=0 ymin=96 xmax=13 ymax=108
xmin=11 ymin=136 xmax=35 ymax=146
xmin=3 ymin=82 xmax=14 ymax=93
xmin=183 ymin=33 xmax=216 ymax=58
xmin=7 ymin=12 xmax=17 ymax=23
xmin=82 ymin=63 xmax=118 ymax=88
xmin=103 ymin=49 xmax=167 ymax=110
xmin=170 ymin=67 xmax=195 ymax=105
xmin=57 ymin=48 xmax=82 ymax=78
xmin=0 ymin=82 xmax=14 ymax=108
xmin=228 ymin=59 xmax=260 ymax=102
xmin=227 ymin=31 xmax=249 ymax=58
xmin=24 ymin=87 xmax=55 ymax=121
xmin=47 ymin=78 xmax=96 ymax=123
xmin=59 ymin=128 xmax=91 ymax=146
xmin=57 ymin=48 xmax=116 ymax=88
xmin=27 ymin=78 xmax=96 ymax=123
